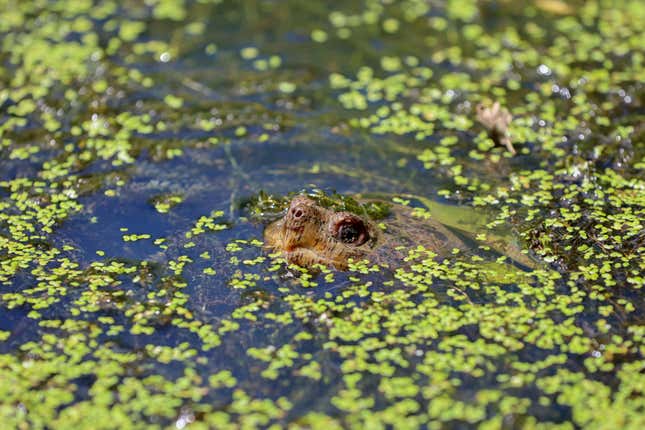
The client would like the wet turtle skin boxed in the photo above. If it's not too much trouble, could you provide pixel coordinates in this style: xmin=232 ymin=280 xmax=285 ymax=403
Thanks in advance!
xmin=264 ymin=195 xmax=466 ymax=270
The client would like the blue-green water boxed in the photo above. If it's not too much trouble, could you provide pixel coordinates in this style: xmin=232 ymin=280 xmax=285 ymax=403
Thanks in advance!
xmin=1 ymin=0 xmax=643 ymax=428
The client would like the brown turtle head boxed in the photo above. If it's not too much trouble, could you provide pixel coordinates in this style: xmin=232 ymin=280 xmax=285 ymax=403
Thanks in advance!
xmin=264 ymin=195 xmax=379 ymax=269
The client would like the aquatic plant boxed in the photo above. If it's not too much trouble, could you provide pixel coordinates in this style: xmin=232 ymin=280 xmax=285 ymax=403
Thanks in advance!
xmin=0 ymin=0 xmax=643 ymax=428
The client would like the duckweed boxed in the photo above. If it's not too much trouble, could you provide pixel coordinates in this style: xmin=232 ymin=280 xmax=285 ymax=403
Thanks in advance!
xmin=1 ymin=0 xmax=644 ymax=429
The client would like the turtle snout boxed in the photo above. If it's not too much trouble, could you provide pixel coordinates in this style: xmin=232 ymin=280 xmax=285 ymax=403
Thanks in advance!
xmin=285 ymin=202 xmax=310 ymax=230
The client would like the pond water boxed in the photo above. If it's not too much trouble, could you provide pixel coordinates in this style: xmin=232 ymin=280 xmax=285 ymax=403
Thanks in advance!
xmin=1 ymin=0 xmax=643 ymax=428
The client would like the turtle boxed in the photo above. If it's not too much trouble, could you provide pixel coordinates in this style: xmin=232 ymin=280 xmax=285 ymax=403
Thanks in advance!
xmin=263 ymin=193 xmax=534 ymax=270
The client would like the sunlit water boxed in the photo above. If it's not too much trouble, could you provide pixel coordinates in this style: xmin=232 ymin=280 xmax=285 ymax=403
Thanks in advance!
xmin=1 ymin=0 xmax=643 ymax=427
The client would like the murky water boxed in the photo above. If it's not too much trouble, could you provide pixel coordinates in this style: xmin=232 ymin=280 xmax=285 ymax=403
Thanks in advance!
xmin=1 ymin=0 xmax=643 ymax=428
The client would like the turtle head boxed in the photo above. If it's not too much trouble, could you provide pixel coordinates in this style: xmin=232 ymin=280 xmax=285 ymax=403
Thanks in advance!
xmin=264 ymin=195 xmax=379 ymax=269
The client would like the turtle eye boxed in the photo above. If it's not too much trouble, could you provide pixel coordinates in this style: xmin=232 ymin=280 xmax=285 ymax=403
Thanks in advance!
xmin=332 ymin=216 xmax=368 ymax=246
xmin=338 ymin=223 xmax=359 ymax=243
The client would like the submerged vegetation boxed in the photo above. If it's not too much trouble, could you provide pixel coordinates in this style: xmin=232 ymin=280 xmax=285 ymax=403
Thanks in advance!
xmin=0 ymin=0 xmax=643 ymax=428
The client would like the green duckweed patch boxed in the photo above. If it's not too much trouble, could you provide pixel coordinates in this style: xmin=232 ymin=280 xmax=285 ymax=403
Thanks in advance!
xmin=1 ymin=0 xmax=644 ymax=429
